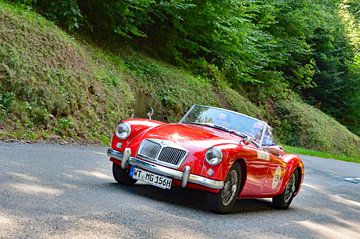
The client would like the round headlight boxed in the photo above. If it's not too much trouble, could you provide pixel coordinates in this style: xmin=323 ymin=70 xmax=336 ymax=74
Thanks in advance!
xmin=205 ymin=147 xmax=223 ymax=166
xmin=115 ymin=122 xmax=131 ymax=140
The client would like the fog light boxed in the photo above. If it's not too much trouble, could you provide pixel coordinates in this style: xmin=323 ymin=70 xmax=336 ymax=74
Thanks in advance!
xmin=207 ymin=168 xmax=214 ymax=176
xmin=116 ymin=142 xmax=122 ymax=148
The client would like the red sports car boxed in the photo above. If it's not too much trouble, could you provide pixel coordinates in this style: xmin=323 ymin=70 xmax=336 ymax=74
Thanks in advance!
xmin=107 ymin=105 xmax=304 ymax=213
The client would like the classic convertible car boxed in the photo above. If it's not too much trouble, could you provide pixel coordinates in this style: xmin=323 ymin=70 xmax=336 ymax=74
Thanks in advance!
xmin=107 ymin=105 xmax=304 ymax=213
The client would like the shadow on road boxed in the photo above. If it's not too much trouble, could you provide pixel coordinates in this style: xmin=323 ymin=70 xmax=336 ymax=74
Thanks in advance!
xmin=107 ymin=182 xmax=274 ymax=214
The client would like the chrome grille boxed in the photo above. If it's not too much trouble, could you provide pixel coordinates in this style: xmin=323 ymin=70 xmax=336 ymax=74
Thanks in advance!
xmin=137 ymin=139 xmax=188 ymax=167
xmin=158 ymin=147 xmax=187 ymax=165
xmin=138 ymin=139 xmax=161 ymax=159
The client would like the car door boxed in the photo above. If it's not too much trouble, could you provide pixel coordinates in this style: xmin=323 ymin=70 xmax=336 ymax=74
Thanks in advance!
xmin=263 ymin=153 xmax=286 ymax=194
xmin=261 ymin=126 xmax=287 ymax=194
xmin=239 ymin=144 xmax=271 ymax=197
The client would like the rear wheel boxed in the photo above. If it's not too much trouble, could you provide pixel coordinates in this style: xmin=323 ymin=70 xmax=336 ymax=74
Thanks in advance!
xmin=206 ymin=163 xmax=242 ymax=214
xmin=112 ymin=163 xmax=136 ymax=185
xmin=272 ymin=170 xmax=298 ymax=209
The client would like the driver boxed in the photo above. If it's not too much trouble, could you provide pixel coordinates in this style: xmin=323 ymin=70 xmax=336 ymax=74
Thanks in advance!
xmin=216 ymin=112 xmax=230 ymax=128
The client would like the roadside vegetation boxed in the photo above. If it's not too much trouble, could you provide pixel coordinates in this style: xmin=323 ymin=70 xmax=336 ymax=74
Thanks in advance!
xmin=284 ymin=146 xmax=360 ymax=164
xmin=0 ymin=0 xmax=359 ymax=162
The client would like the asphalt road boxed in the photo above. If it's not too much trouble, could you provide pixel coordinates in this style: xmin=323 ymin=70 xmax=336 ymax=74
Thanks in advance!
xmin=0 ymin=142 xmax=359 ymax=239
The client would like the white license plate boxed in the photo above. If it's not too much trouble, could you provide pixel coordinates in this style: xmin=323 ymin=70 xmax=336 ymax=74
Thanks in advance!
xmin=130 ymin=167 xmax=172 ymax=190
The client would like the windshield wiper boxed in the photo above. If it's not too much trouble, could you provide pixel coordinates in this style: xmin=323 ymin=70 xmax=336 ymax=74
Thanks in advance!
xmin=228 ymin=130 xmax=245 ymax=137
xmin=188 ymin=122 xmax=231 ymax=132
xmin=189 ymin=122 xmax=252 ymax=137
xmin=188 ymin=122 xmax=256 ymax=141
xmin=229 ymin=131 xmax=261 ymax=147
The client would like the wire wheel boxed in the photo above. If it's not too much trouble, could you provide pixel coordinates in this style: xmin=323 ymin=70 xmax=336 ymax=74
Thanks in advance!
xmin=272 ymin=170 xmax=299 ymax=209
xmin=206 ymin=163 xmax=242 ymax=213
xmin=221 ymin=169 xmax=238 ymax=207
xmin=284 ymin=173 xmax=296 ymax=203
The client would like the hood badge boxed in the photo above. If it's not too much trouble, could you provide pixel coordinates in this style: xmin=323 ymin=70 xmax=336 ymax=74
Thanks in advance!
xmin=160 ymin=140 xmax=169 ymax=147
xmin=147 ymin=107 xmax=154 ymax=120
xmin=169 ymin=133 xmax=188 ymax=141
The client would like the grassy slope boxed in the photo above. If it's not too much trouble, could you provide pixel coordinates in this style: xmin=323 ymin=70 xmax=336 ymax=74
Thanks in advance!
xmin=284 ymin=145 xmax=360 ymax=163
xmin=0 ymin=1 xmax=359 ymax=161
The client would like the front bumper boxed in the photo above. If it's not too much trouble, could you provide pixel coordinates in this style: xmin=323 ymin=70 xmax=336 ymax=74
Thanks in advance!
xmin=107 ymin=148 xmax=224 ymax=190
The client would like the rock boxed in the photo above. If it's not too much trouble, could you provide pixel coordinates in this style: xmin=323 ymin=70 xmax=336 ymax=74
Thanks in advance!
xmin=59 ymin=140 xmax=68 ymax=145
xmin=49 ymin=135 xmax=61 ymax=142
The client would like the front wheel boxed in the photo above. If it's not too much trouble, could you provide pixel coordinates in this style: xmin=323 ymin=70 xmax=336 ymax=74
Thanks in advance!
xmin=272 ymin=170 xmax=298 ymax=209
xmin=112 ymin=163 xmax=136 ymax=185
xmin=206 ymin=163 xmax=242 ymax=214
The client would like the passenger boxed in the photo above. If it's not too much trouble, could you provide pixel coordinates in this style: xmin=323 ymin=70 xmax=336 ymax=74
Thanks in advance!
xmin=262 ymin=126 xmax=285 ymax=156
xmin=251 ymin=122 xmax=265 ymax=142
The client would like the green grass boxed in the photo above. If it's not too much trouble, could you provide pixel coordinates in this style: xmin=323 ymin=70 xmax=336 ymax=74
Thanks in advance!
xmin=284 ymin=145 xmax=360 ymax=163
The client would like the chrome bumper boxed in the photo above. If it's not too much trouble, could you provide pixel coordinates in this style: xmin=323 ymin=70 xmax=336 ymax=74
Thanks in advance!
xmin=107 ymin=148 xmax=224 ymax=190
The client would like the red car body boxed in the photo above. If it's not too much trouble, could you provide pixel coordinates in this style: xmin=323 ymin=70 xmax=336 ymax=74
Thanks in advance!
xmin=108 ymin=105 xmax=304 ymax=212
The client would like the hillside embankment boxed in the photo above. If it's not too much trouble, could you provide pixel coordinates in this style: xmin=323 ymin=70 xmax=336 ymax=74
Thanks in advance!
xmin=1 ymin=1 xmax=359 ymax=160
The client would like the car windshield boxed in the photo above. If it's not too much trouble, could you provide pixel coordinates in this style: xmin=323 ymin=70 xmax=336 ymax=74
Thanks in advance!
xmin=180 ymin=105 xmax=266 ymax=143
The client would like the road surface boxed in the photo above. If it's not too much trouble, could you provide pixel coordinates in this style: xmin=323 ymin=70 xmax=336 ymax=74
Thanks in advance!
xmin=0 ymin=142 xmax=359 ymax=238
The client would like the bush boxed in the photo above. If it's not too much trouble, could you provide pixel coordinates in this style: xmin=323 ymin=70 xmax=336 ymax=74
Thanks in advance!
xmin=0 ymin=92 xmax=14 ymax=121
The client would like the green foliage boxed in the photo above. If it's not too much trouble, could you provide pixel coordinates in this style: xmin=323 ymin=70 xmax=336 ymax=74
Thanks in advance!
xmin=151 ymin=1 xmax=261 ymax=82
xmin=0 ymin=92 xmax=14 ymax=121
xmin=76 ymin=0 xmax=156 ymax=38
xmin=300 ymin=12 xmax=359 ymax=127
xmin=338 ymin=0 xmax=360 ymax=135
xmin=344 ymin=0 xmax=360 ymax=26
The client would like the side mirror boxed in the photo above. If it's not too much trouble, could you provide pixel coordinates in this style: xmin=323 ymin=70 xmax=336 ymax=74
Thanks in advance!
xmin=242 ymin=135 xmax=253 ymax=145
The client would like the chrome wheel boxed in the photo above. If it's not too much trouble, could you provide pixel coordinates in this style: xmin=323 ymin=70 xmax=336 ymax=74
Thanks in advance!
xmin=284 ymin=174 xmax=296 ymax=203
xmin=206 ymin=163 xmax=242 ymax=213
xmin=221 ymin=169 xmax=238 ymax=206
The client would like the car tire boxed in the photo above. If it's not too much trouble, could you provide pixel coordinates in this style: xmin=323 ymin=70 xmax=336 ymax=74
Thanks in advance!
xmin=272 ymin=170 xmax=298 ymax=209
xmin=206 ymin=163 xmax=242 ymax=214
xmin=112 ymin=163 xmax=136 ymax=185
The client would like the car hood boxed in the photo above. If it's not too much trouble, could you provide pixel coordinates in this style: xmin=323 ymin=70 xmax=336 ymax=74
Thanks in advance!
xmin=127 ymin=123 xmax=243 ymax=177
xmin=139 ymin=123 xmax=241 ymax=149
